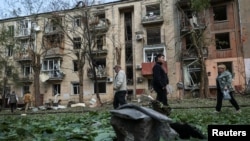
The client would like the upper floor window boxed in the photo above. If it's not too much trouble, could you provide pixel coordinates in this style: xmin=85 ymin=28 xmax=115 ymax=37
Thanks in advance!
xmin=8 ymin=25 xmax=14 ymax=37
xmin=146 ymin=4 xmax=160 ymax=16
xmin=73 ymin=37 xmax=81 ymax=49
xmin=42 ymin=59 xmax=60 ymax=71
xmin=215 ymin=32 xmax=230 ymax=50
xmin=16 ymin=20 xmax=31 ymax=36
xmin=45 ymin=17 xmax=62 ymax=33
xmin=147 ymin=27 xmax=161 ymax=45
xmin=213 ymin=5 xmax=227 ymax=21
xmin=74 ymin=17 xmax=81 ymax=27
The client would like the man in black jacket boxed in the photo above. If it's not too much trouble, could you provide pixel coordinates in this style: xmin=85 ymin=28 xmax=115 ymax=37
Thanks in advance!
xmin=152 ymin=53 xmax=169 ymax=106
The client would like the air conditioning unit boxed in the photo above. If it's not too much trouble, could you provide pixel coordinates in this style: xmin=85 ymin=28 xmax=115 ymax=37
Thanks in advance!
xmin=136 ymin=64 xmax=142 ymax=70
xmin=137 ymin=77 xmax=144 ymax=83
xmin=136 ymin=34 xmax=143 ymax=41
xmin=106 ymin=77 xmax=113 ymax=83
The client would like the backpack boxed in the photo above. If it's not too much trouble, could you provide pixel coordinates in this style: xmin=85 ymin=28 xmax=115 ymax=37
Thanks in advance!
xmin=9 ymin=94 xmax=17 ymax=103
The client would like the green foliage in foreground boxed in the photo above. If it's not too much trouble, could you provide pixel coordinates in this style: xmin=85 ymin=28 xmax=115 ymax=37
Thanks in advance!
xmin=0 ymin=106 xmax=250 ymax=141
xmin=169 ymin=107 xmax=250 ymax=136
xmin=0 ymin=111 xmax=115 ymax=141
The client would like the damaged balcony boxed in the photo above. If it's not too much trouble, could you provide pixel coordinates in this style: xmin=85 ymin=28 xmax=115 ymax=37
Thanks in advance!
xmin=87 ymin=66 xmax=107 ymax=80
xmin=14 ymin=53 xmax=32 ymax=62
xmin=182 ymin=48 xmax=208 ymax=60
xmin=44 ymin=48 xmax=64 ymax=58
xmin=18 ymin=74 xmax=33 ymax=83
xmin=15 ymin=19 xmax=32 ymax=38
xmin=89 ymin=18 xmax=109 ymax=32
xmin=91 ymin=49 xmax=108 ymax=56
xmin=41 ymin=70 xmax=65 ymax=82
xmin=141 ymin=4 xmax=163 ymax=25
xmin=182 ymin=59 xmax=201 ymax=90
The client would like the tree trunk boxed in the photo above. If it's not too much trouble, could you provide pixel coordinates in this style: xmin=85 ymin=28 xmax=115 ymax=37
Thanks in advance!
xmin=191 ymin=30 xmax=210 ymax=98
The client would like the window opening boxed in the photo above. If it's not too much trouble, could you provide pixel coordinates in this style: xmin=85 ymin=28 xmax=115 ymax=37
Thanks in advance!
xmin=215 ymin=32 xmax=230 ymax=50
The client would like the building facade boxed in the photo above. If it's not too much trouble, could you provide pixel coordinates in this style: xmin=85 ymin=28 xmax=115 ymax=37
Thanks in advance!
xmin=0 ymin=0 xmax=179 ymax=106
xmin=0 ymin=0 xmax=247 ymax=107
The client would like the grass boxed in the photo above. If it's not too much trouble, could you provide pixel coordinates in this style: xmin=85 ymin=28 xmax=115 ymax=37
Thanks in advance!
xmin=0 ymin=94 xmax=249 ymax=140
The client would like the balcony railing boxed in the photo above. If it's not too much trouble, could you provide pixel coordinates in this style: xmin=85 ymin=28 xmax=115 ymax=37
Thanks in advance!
xmin=14 ymin=53 xmax=32 ymax=62
xmin=182 ymin=48 xmax=208 ymax=60
xmin=15 ymin=28 xmax=31 ymax=37
xmin=89 ymin=18 xmax=109 ymax=32
xmin=41 ymin=70 xmax=65 ymax=81
xmin=19 ymin=74 xmax=33 ymax=83
xmin=87 ymin=66 xmax=107 ymax=79
xmin=141 ymin=15 xmax=163 ymax=25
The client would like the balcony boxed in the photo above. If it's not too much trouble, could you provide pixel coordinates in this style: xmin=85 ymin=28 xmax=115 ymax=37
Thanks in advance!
xmin=141 ymin=61 xmax=168 ymax=76
xmin=40 ymin=70 xmax=65 ymax=82
xmin=15 ymin=28 xmax=31 ymax=38
xmin=180 ymin=14 xmax=206 ymax=34
xmin=90 ymin=49 xmax=108 ymax=56
xmin=44 ymin=25 xmax=63 ymax=35
xmin=141 ymin=15 xmax=163 ymax=25
xmin=14 ymin=53 xmax=32 ymax=62
xmin=44 ymin=48 xmax=63 ymax=59
xmin=182 ymin=48 xmax=208 ymax=60
xmin=89 ymin=18 xmax=109 ymax=32
xmin=87 ymin=66 xmax=107 ymax=80
xmin=18 ymin=74 xmax=33 ymax=83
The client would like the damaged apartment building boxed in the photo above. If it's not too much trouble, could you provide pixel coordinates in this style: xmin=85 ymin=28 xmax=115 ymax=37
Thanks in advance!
xmin=176 ymin=0 xmax=246 ymax=97
xmin=0 ymin=0 xmax=179 ymax=106
xmin=0 ymin=0 xmax=248 ymax=107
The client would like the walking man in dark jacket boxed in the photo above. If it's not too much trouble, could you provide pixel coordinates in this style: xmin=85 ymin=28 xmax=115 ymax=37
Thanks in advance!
xmin=152 ymin=53 xmax=169 ymax=106
xmin=8 ymin=91 xmax=19 ymax=113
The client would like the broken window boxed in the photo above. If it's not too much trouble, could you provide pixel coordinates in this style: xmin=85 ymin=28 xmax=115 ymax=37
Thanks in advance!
xmin=17 ymin=19 xmax=30 ymax=36
xmin=213 ymin=5 xmax=227 ymax=21
xmin=42 ymin=59 xmax=62 ymax=78
xmin=72 ymin=83 xmax=80 ymax=95
xmin=94 ymin=82 xmax=106 ymax=93
xmin=147 ymin=27 xmax=161 ymax=45
xmin=96 ymin=35 xmax=105 ymax=50
xmin=73 ymin=37 xmax=81 ymax=49
xmin=183 ymin=60 xmax=201 ymax=88
xmin=74 ymin=17 xmax=81 ymax=27
xmin=215 ymin=32 xmax=230 ymax=50
xmin=94 ymin=58 xmax=106 ymax=77
xmin=146 ymin=4 xmax=160 ymax=16
xmin=53 ymin=84 xmax=61 ymax=96
xmin=143 ymin=46 xmax=165 ymax=62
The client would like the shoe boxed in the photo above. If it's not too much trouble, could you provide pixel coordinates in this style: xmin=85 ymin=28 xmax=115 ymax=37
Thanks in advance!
xmin=212 ymin=110 xmax=220 ymax=114
xmin=235 ymin=109 xmax=241 ymax=114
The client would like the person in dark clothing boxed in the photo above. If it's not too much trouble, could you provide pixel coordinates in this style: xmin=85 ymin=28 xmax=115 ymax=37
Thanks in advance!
xmin=8 ymin=91 xmax=19 ymax=113
xmin=215 ymin=64 xmax=241 ymax=113
xmin=152 ymin=53 xmax=169 ymax=106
